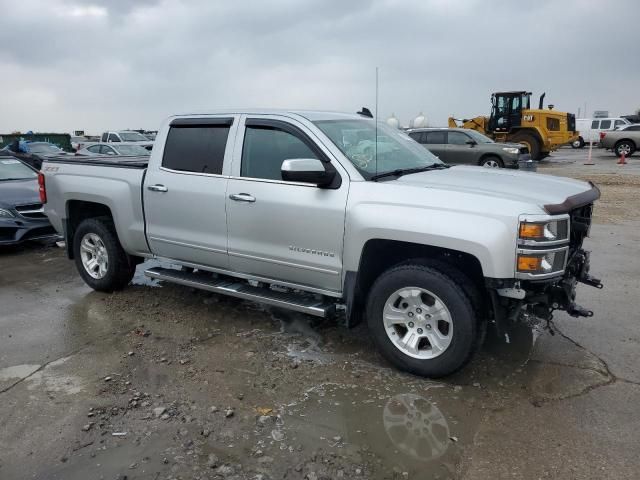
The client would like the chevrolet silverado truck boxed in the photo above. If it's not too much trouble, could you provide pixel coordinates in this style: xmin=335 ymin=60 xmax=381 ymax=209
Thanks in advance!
xmin=41 ymin=110 xmax=602 ymax=377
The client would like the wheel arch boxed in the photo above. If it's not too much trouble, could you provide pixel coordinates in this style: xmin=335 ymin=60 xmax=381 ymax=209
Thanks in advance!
xmin=343 ymin=239 xmax=487 ymax=327
xmin=65 ymin=200 xmax=114 ymax=259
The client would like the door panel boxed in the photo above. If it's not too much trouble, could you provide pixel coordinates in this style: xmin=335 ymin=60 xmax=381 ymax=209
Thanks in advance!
xmin=143 ymin=116 xmax=238 ymax=268
xmin=226 ymin=116 xmax=348 ymax=292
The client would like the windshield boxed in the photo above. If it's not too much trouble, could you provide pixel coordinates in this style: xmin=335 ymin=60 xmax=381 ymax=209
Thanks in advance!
xmin=116 ymin=145 xmax=150 ymax=155
xmin=314 ymin=119 xmax=442 ymax=179
xmin=119 ymin=132 xmax=149 ymax=142
xmin=28 ymin=143 xmax=63 ymax=154
xmin=0 ymin=158 xmax=37 ymax=180
xmin=465 ymin=130 xmax=494 ymax=144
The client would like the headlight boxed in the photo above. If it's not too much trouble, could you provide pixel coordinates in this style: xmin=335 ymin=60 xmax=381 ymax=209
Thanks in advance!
xmin=502 ymin=147 xmax=520 ymax=155
xmin=517 ymin=248 xmax=567 ymax=277
xmin=0 ymin=208 xmax=15 ymax=218
xmin=518 ymin=218 xmax=569 ymax=245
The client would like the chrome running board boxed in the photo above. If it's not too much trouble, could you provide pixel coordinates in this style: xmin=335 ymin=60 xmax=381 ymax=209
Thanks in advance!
xmin=144 ymin=267 xmax=334 ymax=317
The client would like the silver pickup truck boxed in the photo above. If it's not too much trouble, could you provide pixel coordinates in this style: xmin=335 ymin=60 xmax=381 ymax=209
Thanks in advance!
xmin=41 ymin=109 xmax=602 ymax=377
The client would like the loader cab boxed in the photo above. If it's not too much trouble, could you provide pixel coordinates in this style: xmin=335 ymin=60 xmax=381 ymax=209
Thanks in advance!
xmin=488 ymin=91 xmax=531 ymax=133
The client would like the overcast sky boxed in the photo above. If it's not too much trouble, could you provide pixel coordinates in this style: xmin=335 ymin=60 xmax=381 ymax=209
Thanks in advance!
xmin=0 ymin=0 xmax=638 ymax=133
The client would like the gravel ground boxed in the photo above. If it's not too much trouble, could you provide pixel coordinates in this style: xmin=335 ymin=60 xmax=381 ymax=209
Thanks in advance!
xmin=1 ymin=151 xmax=639 ymax=480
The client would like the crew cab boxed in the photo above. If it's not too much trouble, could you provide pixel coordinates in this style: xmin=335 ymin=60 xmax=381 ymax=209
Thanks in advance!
xmin=41 ymin=110 xmax=602 ymax=377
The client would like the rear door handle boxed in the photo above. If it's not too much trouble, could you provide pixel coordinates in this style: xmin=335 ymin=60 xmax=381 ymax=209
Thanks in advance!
xmin=229 ymin=193 xmax=256 ymax=203
xmin=147 ymin=184 xmax=168 ymax=192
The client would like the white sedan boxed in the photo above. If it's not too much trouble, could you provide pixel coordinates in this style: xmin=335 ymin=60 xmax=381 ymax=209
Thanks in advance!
xmin=77 ymin=142 xmax=150 ymax=157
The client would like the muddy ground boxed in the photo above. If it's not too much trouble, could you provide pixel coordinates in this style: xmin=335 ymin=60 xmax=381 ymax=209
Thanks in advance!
xmin=1 ymin=149 xmax=639 ymax=480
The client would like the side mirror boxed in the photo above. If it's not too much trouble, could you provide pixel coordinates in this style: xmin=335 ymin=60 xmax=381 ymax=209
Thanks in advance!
xmin=466 ymin=140 xmax=477 ymax=146
xmin=281 ymin=158 xmax=335 ymax=187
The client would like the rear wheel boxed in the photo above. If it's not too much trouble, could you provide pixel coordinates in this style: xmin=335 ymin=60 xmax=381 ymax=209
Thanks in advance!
xmin=614 ymin=140 xmax=635 ymax=157
xmin=366 ymin=263 xmax=477 ymax=377
xmin=73 ymin=217 xmax=135 ymax=292
xmin=479 ymin=155 xmax=504 ymax=168
xmin=571 ymin=137 xmax=585 ymax=149
xmin=511 ymin=132 xmax=542 ymax=160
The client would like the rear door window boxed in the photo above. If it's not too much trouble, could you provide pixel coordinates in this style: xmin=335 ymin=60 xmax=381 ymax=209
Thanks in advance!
xmin=600 ymin=120 xmax=611 ymax=129
xmin=162 ymin=121 xmax=232 ymax=175
xmin=425 ymin=131 xmax=446 ymax=144
xmin=87 ymin=145 xmax=101 ymax=153
xmin=408 ymin=131 xmax=425 ymax=143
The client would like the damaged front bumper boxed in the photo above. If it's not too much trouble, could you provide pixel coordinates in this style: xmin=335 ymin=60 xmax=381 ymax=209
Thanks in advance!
xmin=490 ymin=248 xmax=603 ymax=325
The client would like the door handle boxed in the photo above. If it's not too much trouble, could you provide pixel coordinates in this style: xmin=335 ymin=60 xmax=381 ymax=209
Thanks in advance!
xmin=147 ymin=184 xmax=168 ymax=192
xmin=229 ymin=193 xmax=256 ymax=203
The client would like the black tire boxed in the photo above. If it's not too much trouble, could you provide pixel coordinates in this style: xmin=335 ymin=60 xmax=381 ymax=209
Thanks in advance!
xmin=73 ymin=216 xmax=135 ymax=292
xmin=366 ymin=263 xmax=477 ymax=377
xmin=479 ymin=155 xmax=504 ymax=168
xmin=571 ymin=136 xmax=585 ymax=149
xmin=511 ymin=132 xmax=542 ymax=160
xmin=614 ymin=140 xmax=635 ymax=157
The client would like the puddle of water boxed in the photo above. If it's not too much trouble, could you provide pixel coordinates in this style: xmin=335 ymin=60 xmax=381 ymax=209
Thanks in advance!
xmin=274 ymin=383 xmax=471 ymax=478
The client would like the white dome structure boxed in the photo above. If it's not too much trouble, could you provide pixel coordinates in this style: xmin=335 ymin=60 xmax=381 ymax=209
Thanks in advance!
xmin=411 ymin=112 xmax=427 ymax=128
xmin=386 ymin=113 xmax=400 ymax=129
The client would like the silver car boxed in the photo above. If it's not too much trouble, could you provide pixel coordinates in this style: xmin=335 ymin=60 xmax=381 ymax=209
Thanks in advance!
xmin=407 ymin=127 xmax=529 ymax=168
xmin=77 ymin=142 xmax=151 ymax=157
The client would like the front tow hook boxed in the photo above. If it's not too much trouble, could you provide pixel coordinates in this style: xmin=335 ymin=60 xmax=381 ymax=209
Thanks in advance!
xmin=568 ymin=303 xmax=594 ymax=318
xmin=579 ymin=274 xmax=603 ymax=289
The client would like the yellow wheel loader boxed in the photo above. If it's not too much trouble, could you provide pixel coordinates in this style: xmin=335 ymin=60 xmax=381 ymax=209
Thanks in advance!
xmin=448 ymin=91 xmax=578 ymax=160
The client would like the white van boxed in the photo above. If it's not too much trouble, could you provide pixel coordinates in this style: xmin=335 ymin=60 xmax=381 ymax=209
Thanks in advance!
xmin=573 ymin=117 xmax=630 ymax=147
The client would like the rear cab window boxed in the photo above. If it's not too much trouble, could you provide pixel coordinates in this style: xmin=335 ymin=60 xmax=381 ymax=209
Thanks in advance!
xmin=162 ymin=118 xmax=233 ymax=175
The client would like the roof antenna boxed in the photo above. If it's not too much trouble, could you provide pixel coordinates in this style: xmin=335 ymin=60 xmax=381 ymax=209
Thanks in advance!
xmin=357 ymin=107 xmax=373 ymax=118
xmin=375 ymin=66 xmax=379 ymax=177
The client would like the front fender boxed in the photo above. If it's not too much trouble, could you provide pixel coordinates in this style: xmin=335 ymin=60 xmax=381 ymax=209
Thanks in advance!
xmin=343 ymin=203 xmax=518 ymax=279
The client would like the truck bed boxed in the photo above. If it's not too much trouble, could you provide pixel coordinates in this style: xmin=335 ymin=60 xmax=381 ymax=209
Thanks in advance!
xmin=46 ymin=154 xmax=149 ymax=169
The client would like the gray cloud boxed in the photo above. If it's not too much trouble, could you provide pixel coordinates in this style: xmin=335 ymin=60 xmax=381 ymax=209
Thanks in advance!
xmin=0 ymin=0 xmax=637 ymax=133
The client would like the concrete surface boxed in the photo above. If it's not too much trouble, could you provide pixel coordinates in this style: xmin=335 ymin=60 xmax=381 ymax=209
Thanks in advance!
xmin=1 ymin=152 xmax=639 ymax=479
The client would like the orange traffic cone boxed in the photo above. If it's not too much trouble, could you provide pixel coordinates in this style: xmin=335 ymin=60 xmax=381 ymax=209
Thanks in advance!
xmin=618 ymin=152 xmax=627 ymax=165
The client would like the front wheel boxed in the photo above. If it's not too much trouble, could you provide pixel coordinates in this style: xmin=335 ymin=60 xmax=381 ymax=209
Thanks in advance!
xmin=615 ymin=140 xmax=635 ymax=157
xmin=480 ymin=156 xmax=504 ymax=168
xmin=73 ymin=217 xmax=136 ymax=292
xmin=571 ymin=137 xmax=585 ymax=149
xmin=366 ymin=264 xmax=477 ymax=377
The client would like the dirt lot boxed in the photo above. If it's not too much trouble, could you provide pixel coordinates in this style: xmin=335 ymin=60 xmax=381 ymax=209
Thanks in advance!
xmin=1 ymin=149 xmax=639 ymax=480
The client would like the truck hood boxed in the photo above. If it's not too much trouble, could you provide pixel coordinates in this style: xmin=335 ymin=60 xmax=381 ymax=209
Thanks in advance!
xmin=0 ymin=178 xmax=39 ymax=208
xmin=394 ymin=166 xmax=596 ymax=213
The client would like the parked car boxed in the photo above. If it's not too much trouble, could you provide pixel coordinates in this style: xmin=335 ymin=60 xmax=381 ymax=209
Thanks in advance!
xmin=0 ymin=157 xmax=58 ymax=245
xmin=42 ymin=109 xmax=602 ymax=378
xmin=599 ymin=124 xmax=640 ymax=157
xmin=0 ymin=141 xmax=73 ymax=170
xmin=407 ymin=127 xmax=529 ymax=168
xmin=573 ymin=117 xmax=631 ymax=147
xmin=100 ymin=130 xmax=154 ymax=150
xmin=77 ymin=142 xmax=151 ymax=157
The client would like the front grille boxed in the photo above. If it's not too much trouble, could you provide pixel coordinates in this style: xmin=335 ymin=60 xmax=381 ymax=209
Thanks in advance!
xmin=569 ymin=203 xmax=593 ymax=252
xmin=15 ymin=203 xmax=46 ymax=219
xmin=567 ymin=113 xmax=576 ymax=132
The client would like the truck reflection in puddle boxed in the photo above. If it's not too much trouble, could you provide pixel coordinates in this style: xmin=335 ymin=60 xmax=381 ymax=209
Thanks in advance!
xmin=383 ymin=393 xmax=450 ymax=461
xmin=278 ymin=383 xmax=462 ymax=478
